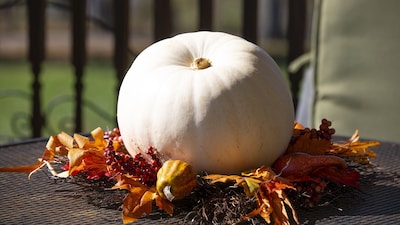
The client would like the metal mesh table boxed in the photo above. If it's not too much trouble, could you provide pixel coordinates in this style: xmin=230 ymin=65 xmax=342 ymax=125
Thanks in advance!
xmin=1 ymin=138 xmax=399 ymax=224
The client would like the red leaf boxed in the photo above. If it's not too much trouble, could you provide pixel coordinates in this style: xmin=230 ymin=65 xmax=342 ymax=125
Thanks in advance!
xmin=313 ymin=167 xmax=360 ymax=188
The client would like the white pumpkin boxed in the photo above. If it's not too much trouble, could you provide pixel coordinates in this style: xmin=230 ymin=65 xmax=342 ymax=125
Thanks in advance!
xmin=117 ymin=31 xmax=294 ymax=174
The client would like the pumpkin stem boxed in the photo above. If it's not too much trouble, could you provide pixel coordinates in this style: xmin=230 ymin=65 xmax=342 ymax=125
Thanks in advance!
xmin=191 ymin=57 xmax=212 ymax=70
xmin=163 ymin=185 xmax=175 ymax=202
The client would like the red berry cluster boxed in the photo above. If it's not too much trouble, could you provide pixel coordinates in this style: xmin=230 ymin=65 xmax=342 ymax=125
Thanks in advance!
xmin=104 ymin=128 xmax=124 ymax=145
xmin=103 ymin=136 xmax=162 ymax=186
xmin=292 ymin=181 xmax=326 ymax=208
xmin=306 ymin=118 xmax=336 ymax=141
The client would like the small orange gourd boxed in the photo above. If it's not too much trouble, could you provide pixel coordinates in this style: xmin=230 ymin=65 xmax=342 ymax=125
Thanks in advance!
xmin=156 ymin=159 xmax=197 ymax=201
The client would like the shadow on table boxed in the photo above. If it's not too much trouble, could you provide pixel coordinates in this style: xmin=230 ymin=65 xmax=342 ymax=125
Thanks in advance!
xmin=297 ymin=168 xmax=400 ymax=224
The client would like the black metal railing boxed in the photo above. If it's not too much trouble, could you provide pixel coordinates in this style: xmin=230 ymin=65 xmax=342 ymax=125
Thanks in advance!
xmin=1 ymin=0 xmax=307 ymax=143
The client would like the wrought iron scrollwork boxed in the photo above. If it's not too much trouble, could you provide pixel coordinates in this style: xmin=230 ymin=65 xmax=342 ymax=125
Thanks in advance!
xmin=44 ymin=94 xmax=116 ymax=135
xmin=0 ymin=91 xmax=116 ymax=144
xmin=0 ymin=89 xmax=31 ymax=144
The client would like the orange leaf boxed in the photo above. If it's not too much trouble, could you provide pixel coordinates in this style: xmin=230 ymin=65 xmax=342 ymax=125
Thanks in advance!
xmin=253 ymin=182 xmax=298 ymax=225
xmin=269 ymin=190 xmax=292 ymax=225
xmin=293 ymin=121 xmax=305 ymax=130
xmin=67 ymin=148 xmax=86 ymax=175
xmin=122 ymin=190 xmax=148 ymax=224
xmin=44 ymin=136 xmax=60 ymax=158
xmin=239 ymin=168 xmax=298 ymax=225
xmin=329 ymin=130 xmax=379 ymax=164
xmin=113 ymin=175 xmax=175 ymax=222
xmin=121 ymin=186 xmax=159 ymax=224
xmin=0 ymin=160 xmax=43 ymax=173
xmin=155 ymin=195 xmax=174 ymax=216
xmin=113 ymin=174 xmax=144 ymax=191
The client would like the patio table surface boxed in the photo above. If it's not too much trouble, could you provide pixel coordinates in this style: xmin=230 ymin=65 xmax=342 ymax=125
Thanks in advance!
xmin=0 ymin=137 xmax=399 ymax=224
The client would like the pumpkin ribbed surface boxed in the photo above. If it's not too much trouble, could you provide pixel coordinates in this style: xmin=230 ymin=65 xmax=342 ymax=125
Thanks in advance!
xmin=117 ymin=31 xmax=294 ymax=174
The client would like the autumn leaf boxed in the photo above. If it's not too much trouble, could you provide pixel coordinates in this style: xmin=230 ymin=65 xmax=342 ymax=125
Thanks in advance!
xmin=254 ymin=183 xmax=297 ymax=225
xmin=67 ymin=148 xmax=87 ymax=175
xmin=155 ymin=194 xmax=174 ymax=216
xmin=44 ymin=136 xmax=58 ymax=159
xmin=57 ymin=131 xmax=75 ymax=149
xmin=272 ymin=152 xmax=347 ymax=179
xmin=286 ymin=130 xmax=331 ymax=155
xmin=122 ymin=187 xmax=151 ymax=224
xmin=329 ymin=130 xmax=379 ymax=164
xmin=113 ymin=174 xmax=174 ymax=224
xmin=313 ymin=166 xmax=360 ymax=188
xmin=73 ymin=133 xmax=90 ymax=149
xmin=204 ymin=174 xmax=260 ymax=196
xmin=241 ymin=179 xmax=298 ymax=225
xmin=0 ymin=160 xmax=43 ymax=174
xmin=90 ymin=127 xmax=107 ymax=148
xmin=205 ymin=166 xmax=298 ymax=225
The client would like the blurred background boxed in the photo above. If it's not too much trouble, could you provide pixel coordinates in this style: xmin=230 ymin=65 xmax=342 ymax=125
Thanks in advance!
xmin=0 ymin=0 xmax=313 ymax=144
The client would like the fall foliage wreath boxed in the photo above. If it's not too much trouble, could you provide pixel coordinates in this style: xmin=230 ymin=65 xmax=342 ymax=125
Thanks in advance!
xmin=0 ymin=119 xmax=379 ymax=225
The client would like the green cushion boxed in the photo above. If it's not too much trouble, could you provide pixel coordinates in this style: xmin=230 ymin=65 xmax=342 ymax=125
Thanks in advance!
xmin=310 ymin=0 xmax=400 ymax=142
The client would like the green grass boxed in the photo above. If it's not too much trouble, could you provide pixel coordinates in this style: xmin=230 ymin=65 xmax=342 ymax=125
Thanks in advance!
xmin=0 ymin=59 xmax=117 ymax=144
xmin=0 ymin=57 xmax=289 ymax=145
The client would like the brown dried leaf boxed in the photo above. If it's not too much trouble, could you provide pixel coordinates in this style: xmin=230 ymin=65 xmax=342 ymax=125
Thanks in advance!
xmin=286 ymin=131 xmax=331 ymax=155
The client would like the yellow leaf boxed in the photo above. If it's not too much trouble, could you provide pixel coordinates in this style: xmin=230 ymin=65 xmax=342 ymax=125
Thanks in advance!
xmin=243 ymin=177 xmax=261 ymax=196
xmin=91 ymin=127 xmax=106 ymax=148
xmin=242 ymin=166 xmax=275 ymax=179
xmin=204 ymin=174 xmax=244 ymax=184
xmin=57 ymin=131 xmax=75 ymax=149
xmin=204 ymin=174 xmax=255 ymax=196
xmin=329 ymin=130 xmax=379 ymax=164
xmin=67 ymin=148 xmax=86 ymax=175
xmin=45 ymin=135 xmax=67 ymax=157
xmin=73 ymin=133 xmax=90 ymax=149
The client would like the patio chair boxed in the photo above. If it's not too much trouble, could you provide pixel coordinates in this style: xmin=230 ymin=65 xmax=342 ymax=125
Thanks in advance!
xmin=295 ymin=0 xmax=400 ymax=142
